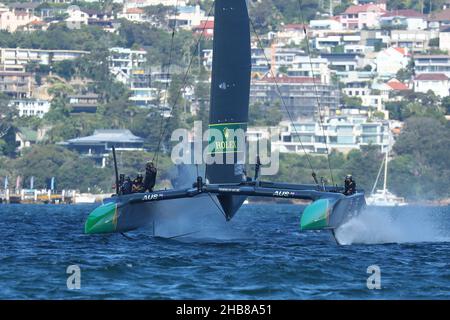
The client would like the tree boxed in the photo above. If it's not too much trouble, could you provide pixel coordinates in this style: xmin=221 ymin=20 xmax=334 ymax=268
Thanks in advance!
xmin=342 ymin=146 xmax=384 ymax=191
xmin=442 ymin=96 xmax=450 ymax=115
xmin=341 ymin=94 xmax=363 ymax=108
xmin=193 ymin=76 xmax=210 ymax=126
xmin=273 ymin=0 xmax=320 ymax=23
xmin=389 ymin=117 xmax=450 ymax=199
xmin=386 ymin=91 xmax=444 ymax=120
xmin=429 ymin=37 xmax=439 ymax=47
xmin=142 ymin=5 xmax=175 ymax=29
xmin=0 ymin=93 xmax=17 ymax=157
xmin=396 ymin=59 xmax=415 ymax=82
xmin=249 ymin=0 xmax=281 ymax=33
xmin=333 ymin=0 xmax=353 ymax=15
xmin=53 ymin=60 xmax=77 ymax=80
xmin=249 ymin=102 xmax=282 ymax=126
xmin=11 ymin=145 xmax=112 ymax=192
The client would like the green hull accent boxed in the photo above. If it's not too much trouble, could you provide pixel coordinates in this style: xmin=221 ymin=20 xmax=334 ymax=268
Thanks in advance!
xmin=300 ymin=198 xmax=332 ymax=230
xmin=84 ymin=202 xmax=118 ymax=234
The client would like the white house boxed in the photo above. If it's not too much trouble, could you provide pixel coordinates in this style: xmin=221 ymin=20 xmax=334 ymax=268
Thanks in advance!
xmin=65 ymin=6 xmax=89 ymax=28
xmin=339 ymin=3 xmax=387 ymax=30
xmin=118 ymin=7 xmax=146 ymax=22
xmin=108 ymin=47 xmax=147 ymax=84
xmin=379 ymin=9 xmax=427 ymax=30
xmin=310 ymin=19 xmax=343 ymax=31
xmin=287 ymin=55 xmax=331 ymax=84
xmin=413 ymin=73 xmax=450 ymax=97
xmin=274 ymin=24 xmax=307 ymax=46
xmin=168 ymin=5 xmax=206 ymax=29
xmin=375 ymin=47 xmax=409 ymax=77
xmin=0 ymin=4 xmax=41 ymax=32
xmin=439 ymin=27 xmax=450 ymax=53
xmin=10 ymin=99 xmax=51 ymax=118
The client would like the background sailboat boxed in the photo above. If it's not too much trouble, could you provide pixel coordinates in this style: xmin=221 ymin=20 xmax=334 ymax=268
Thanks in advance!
xmin=366 ymin=136 xmax=407 ymax=207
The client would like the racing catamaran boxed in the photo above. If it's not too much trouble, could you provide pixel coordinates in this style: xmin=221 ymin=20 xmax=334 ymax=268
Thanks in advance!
xmin=84 ymin=0 xmax=366 ymax=244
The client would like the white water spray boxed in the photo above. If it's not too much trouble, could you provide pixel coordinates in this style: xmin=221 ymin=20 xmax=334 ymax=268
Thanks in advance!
xmin=334 ymin=206 xmax=450 ymax=245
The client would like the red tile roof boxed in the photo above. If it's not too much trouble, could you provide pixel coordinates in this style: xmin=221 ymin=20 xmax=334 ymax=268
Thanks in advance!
xmin=393 ymin=47 xmax=407 ymax=55
xmin=429 ymin=8 xmax=450 ymax=22
xmin=343 ymin=4 xmax=386 ymax=15
xmin=193 ymin=20 xmax=214 ymax=30
xmin=387 ymin=79 xmax=409 ymax=90
xmin=381 ymin=9 xmax=425 ymax=18
xmin=282 ymin=23 xmax=306 ymax=31
xmin=415 ymin=73 xmax=449 ymax=81
xmin=126 ymin=8 xmax=143 ymax=14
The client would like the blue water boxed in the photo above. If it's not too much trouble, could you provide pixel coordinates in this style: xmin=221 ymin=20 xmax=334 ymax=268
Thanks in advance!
xmin=0 ymin=204 xmax=449 ymax=299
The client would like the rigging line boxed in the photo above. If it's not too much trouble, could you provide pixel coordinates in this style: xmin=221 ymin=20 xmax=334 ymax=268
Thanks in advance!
xmin=370 ymin=156 xmax=385 ymax=195
xmin=297 ymin=0 xmax=335 ymax=186
xmin=152 ymin=2 xmax=215 ymax=170
xmin=152 ymin=0 xmax=180 ymax=164
xmin=248 ymin=18 xmax=318 ymax=183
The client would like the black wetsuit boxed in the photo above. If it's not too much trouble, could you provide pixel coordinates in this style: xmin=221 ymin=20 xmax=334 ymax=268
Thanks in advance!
xmin=121 ymin=179 xmax=132 ymax=195
xmin=144 ymin=167 xmax=157 ymax=192
xmin=344 ymin=179 xmax=356 ymax=195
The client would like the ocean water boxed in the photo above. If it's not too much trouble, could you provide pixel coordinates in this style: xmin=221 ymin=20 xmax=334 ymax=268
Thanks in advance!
xmin=0 ymin=203 xmax=449 ymax=299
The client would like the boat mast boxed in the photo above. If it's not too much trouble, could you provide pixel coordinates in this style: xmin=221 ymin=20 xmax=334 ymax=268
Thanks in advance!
xmin=383 ymin=130 xmax=391 ymax=199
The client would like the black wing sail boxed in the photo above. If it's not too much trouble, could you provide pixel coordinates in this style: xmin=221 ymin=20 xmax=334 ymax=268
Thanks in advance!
xmin=206 ymin=0 xmax=251 ymax=219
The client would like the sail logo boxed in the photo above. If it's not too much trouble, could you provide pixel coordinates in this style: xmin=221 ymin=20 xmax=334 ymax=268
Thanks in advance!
xmin=171 ymin=121 xmax=280 ymax=175
xmin=223 ymin=127 xmax=230 ymax=139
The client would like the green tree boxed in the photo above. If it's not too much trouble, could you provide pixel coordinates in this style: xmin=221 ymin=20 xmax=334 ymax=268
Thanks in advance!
xmin=142 ymin=4 xmax=175 ymax=29
xmin=341 ymin=94 xmax=363 ymax=108
xmin=442 ymin=96 xmax=450 ymax=115
xmin=390 ymin=117 xmax=450 ymax=199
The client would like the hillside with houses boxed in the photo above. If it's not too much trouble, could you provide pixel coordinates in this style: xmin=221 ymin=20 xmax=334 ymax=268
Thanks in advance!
xmin=0 ymin=0 xmax=449 ymax=202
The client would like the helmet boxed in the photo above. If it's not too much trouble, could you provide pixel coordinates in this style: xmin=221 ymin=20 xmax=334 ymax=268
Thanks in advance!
xmin=345 ymin=174 xmax=352 ymax=180
xmin=137 ymin=174 xmax=143 ymax=180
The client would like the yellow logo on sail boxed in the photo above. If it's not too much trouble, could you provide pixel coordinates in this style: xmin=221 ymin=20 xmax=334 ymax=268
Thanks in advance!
xmin=208 ymin=122 xmax=247 ymax=154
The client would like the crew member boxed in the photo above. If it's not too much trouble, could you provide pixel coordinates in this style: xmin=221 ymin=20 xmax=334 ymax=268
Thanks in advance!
xmin=132 ymin=174 xmax=145 ymax=193
xmin=118 ymin=174 xmax=125 ymax=194
xmin=144 ymin=161 xmax=157 ymax=192
xmin=121 ymin=176 xmax=132 ymax=195
xmin=344 ymin=174 xmax=356 ymax=195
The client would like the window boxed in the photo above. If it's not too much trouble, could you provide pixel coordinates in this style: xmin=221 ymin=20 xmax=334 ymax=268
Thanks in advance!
xmin=337 ymin=136 xmax=353 ymax=144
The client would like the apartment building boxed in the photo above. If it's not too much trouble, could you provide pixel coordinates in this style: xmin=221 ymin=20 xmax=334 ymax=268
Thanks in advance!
xmin=0 ymin=48 xmax=89 ymax=66
xmin=339 ymin=3 xmax=386 ymax=30
xmin=250 ymin=76 xmax=340 ymax=120
xmin=414 ymin=55 xmax=450 ymax=78
xmin=10 ymin=99 xmax=50 ymax=118
xmin=0 ymin=71 xmax=33 ymax=98
xmin=273 ymin=116 xmax=390 ymax=154
xmin=390 ymin=30 xmax=439 ymax=53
